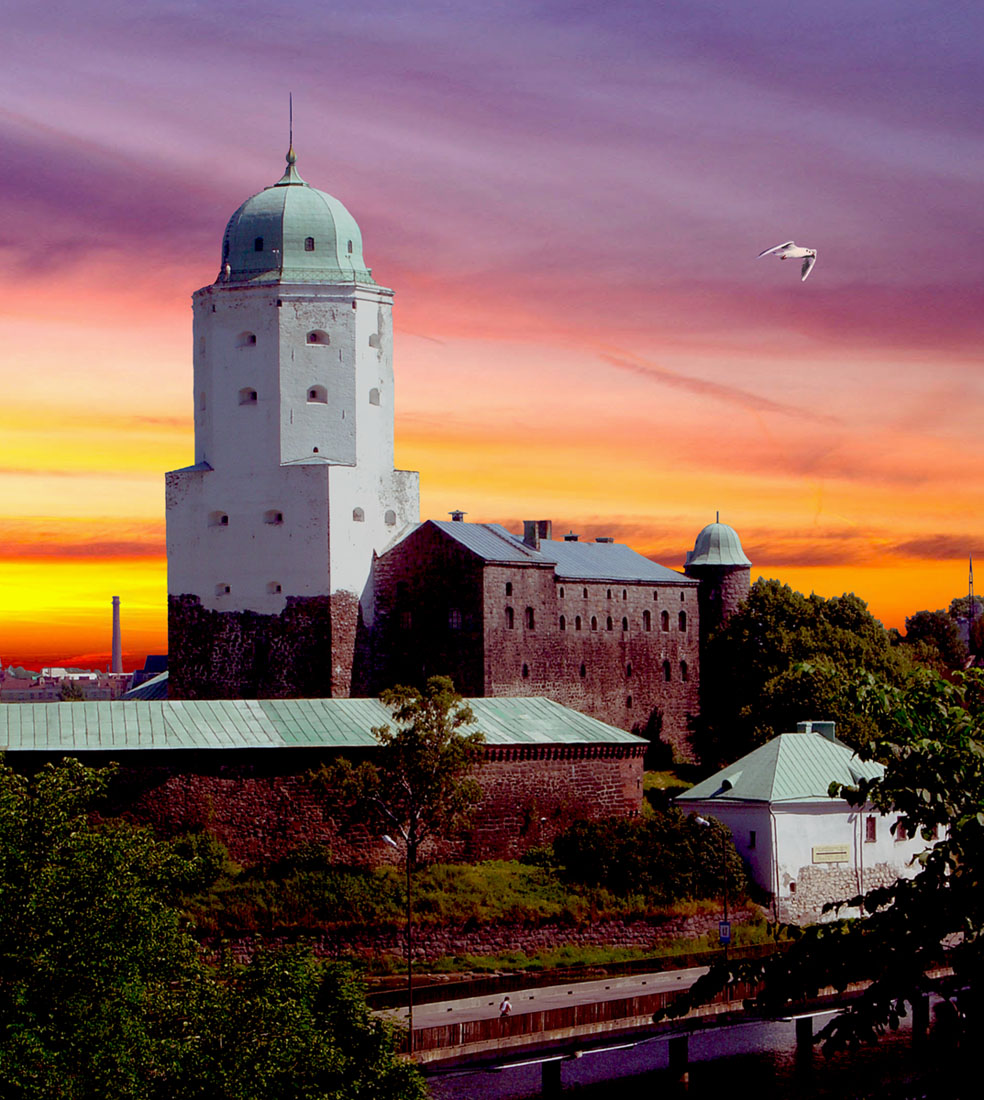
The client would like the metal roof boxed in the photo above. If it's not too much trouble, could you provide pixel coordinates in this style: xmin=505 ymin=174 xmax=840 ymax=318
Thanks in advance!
xmin=676 ymin=731 xmax=884 ymax=805
xmin=425 ymin=522 xmax=691 ymax=584
xmin=122 ymin=671 xmax=170 ymax=701
xmin=684 ymin=522 xmax=752 ymax=567
xmin=0 ymin=696 xmax=641 ymax=753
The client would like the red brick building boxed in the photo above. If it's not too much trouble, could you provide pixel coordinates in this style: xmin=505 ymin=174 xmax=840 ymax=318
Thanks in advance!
xmin=373 ymin=518 xmax=700 ymax=757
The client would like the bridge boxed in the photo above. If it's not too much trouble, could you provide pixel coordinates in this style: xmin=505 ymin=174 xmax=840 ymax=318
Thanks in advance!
xmin=378 ymin=961 xmax=945 ymax=1095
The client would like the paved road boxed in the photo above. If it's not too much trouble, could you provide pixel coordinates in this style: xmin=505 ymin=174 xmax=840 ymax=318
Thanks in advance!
xmin=377 ymin=965 xmax=710 ymax=1029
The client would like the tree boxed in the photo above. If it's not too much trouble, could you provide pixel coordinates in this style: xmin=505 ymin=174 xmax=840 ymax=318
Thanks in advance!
xmin=324 ymin=676 xmax=486 ymax=867
xmin=0 ymin=758 xmax=424 ymax=1099
xmin=59 ymin=678 xmax=85 ymax=701
xmin=665 ymin=668 xmax=984 ymax=1072
xmin=903 ymin=608 xmax=968 ymax=672
xmin=693 ymin=579 xmax=918 ymax=768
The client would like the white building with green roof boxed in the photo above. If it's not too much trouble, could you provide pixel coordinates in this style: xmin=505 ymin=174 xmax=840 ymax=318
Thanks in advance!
xmin=676 ymin=722 xmax=932 ymax=923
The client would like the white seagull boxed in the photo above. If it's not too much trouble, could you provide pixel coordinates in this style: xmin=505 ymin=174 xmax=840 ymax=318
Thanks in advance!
xmin=758 ymin=240 xmax=817 ymax=281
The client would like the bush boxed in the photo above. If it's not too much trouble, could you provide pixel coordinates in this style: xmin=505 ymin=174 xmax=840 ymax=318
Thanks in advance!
xmin=552 ymin=810 xmax=746 ymax=902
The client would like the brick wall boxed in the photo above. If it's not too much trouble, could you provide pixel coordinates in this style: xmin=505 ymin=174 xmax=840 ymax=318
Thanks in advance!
xmin=79 ymin=742 xmax=646 ymax=866
xmin=686 ymin=565 xmax=751 ymax=644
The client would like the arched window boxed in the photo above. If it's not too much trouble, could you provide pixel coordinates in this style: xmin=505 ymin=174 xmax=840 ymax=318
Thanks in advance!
xmin=559 ymin=615 xmax=566 ymax=631
xmin=237 ymin=331 xmax=257 ymax=347
xmin=582 ymin=587 xmax=588 ymax=598
xmin=304 ymin=236 xmax=315 ymax=251
xmin=384 ymin=509 xmax=396 ymax=526
xmin=621 ymin=617 xmax=628 ymax=631
xmin=525 ymin=607 xmax=535 ymax=630
xmin=622 ymin=589 xmax=628 ymax=601
xmin=607 ymin=589 xmax=612 ymax=599
xmin=253 ymin=237 xmax=263 ymax=252
xmin=653 ymin=590 xmax=659 ymax=601
xmin=307 ymin=330 xmax=329 ymax=345
xmin=238 ymin=387 xmax=258 ymax=405
xmin=263 ymin=510 xmax=283 ymax=525
xmin=663 ymin=660 xmax=672 ymax=682
xmin=307 ymin=385 xmax=327 ymax=403
xmin=680 ymin=591 xmax=686 ymax=602
xmin=209 ymin=511 xmax=229 ymax=527
xmin=369 ymin=333 xmax=381 ymax=349
xmin=559 ymin=587 xmax=565 ymax=598
xmin=591 ymin=616 xmax=598 ymax=631
xmin=352 ymin=507 xmax=365 ymax=522
xmin=661 ymin=610 xmax=670 ymax=631
xmin=680 ymin=661 xmax=689 ymax=682
xmin=369 ymin=388 xmax=381 ymax=405
xmin=606 ymin=616 xmax=613 ymax=631
xmin=347 ymin=240 xmax=354 ymax=254
xmin=522 ymin=663 xmax=529 ymax=679
xmin=679 ymin=610 xmax=687 ymax=632
xmin=575 ymin=616 xmax=582 ymax=631
xmin=267 ymin=582 xmax=282 ymax=594
xmin=505 ymin=606 xmax=515 ymax=629
xmin=643 ymin=610 xmax=652 ymax=632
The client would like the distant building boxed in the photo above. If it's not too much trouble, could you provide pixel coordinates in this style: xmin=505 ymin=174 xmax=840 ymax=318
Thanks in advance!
xmin=676 ymin=721 xmax=932 ymax=924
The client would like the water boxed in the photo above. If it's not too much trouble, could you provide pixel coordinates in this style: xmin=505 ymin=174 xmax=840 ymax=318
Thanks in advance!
xmin=426 ymin=1011 xmax=955 ymax=1099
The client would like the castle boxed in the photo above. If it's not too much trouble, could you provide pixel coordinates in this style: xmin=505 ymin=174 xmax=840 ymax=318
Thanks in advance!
xmin=166 ymin=148 xmax=752 ymax=759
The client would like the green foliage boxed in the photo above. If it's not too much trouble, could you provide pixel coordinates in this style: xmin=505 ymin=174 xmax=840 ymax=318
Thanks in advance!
xmin=694 ymin=579 xmax=919 ymax=767
xmin=664 ymin=669 xmax=984 ymax=1058
xmin=903 ymin=608 xmax=969 ymax=671
xmin=58 ymin=679 xmax=85 ymax=701
xmin=552 ymin=809 xmax=747 ymax=902
xmin=0 ymin=758 xmax=423 ymax=1100
xmin=321 ymin=676 xmax=485 ymax=867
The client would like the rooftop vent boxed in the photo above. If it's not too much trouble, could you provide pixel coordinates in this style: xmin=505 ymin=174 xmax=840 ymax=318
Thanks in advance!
xmin=595 ymin=536 xmax=614 ymax=543
xmin=797 ymin=720 xmax=837 ymax=740
xmin=449 ymin=510 xmax=467 ymax=522
xmin=563 ymin=531 xmax=580 ymax=542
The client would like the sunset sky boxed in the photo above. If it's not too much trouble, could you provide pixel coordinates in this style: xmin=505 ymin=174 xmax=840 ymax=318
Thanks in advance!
xmin=2 ymin=0 xmax=983 ymax=670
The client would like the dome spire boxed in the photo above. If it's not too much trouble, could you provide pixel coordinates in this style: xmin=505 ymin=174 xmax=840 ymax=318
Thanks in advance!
xmin=275 ymin=92 xmax=305 ymax=186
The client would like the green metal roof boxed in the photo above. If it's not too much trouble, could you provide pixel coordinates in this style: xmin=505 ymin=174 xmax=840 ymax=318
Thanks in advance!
xmin=0 ymin=696 xmax=640 ymax=754
xmin=684 ymin=522 xmax=752 ymax=568
xmin=676 ymin=731 xmax=883 ymax=805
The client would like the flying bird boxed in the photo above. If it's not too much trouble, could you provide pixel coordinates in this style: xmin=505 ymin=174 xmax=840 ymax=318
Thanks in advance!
xmin=758 ymin=241 xmax=817 ymax=281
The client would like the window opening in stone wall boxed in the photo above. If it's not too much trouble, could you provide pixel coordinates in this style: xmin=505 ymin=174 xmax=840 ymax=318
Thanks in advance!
xmin=895 ymin=819 xmax=908 ymax=841
xmin=239 ymin=387 xmax=258 ymax=405
xmin=449 ymin=608 xmax=462 ymax=630
xmin=679 ymin=610 xmax=687 ymax=631
xmin=582 ymin=587 xmax=588 ymax=598
xmin=680 ymin=591 xmax=685 ymax=601
xmin=626 ymin=696 xmax=632 ymax=708
xmin=622 ymin=617 xmax=628 ymax=631
xmin=369 ymin=333 xmax=381 ymax=348
xmin=369 ymin=388 xmax=381 ymax=405
xmin=653 ymin=590 xmax=659 ymax=600
xmin=607 ymin=589 xmax=612 ymax=599
xmin=304 ymin=237 xmax=315 ymax=251
xmin=559 ymin=587 xmax=565 ymax=598
xmin=347 ymin=240 xmax=354 ymax=254
xmin=526 ymin=607 xmax=535 ymax=630
xmin=264 ymin=510 xmax=283 ymax=525
xmin=749 ymin=830 xmax=757 ymax=849
xmin=622 ymin=589 xmax=627 ymax=600
xmin=216 ymin=583 xmax=231 ymax=596
xmin=661 ymin=610 xmax=670 ymax=631
xmin=209 ymin=512 xmax=229 ymax=527
xmin=591 ymin=616 xmax=598 ymax=631
xmin=522 ymin=663 xmax=529 ymax=679
xmin=606 ymin=616 xmax=613 ymax=631
xmin=579 ymin=663 xmax=586 ymax=678
xmin=643 ymin=610 xmax=652 ymax=631
xmin=506 ymin=606 xmax=514 ymax=629
xmin=352 ymin=507 xmax=365 ymax=522
xmin=626 ymin=663 xmax=632 ymax=677
xmin=307 ymin=330 xmax=330 ymax=345
xmin=865 ymin=816 xmax=877 ymax=843
xmin=680 ymin=660 xmax=689 ymax=682
xmin=237 ymin=332 xmax=257 ymax=347
xmin=505 ymin=582 xmax=513 ymax=596
xmin=267 ymin=582 xmax=282 ymax=594
xmin=308 ymin=385 xmax=327 ymax=403
xmin=663 ymin=660 xmax=671 ymax=682
xmin=575 ymin=616 xmax=582 ymax=631
xmin=385 ymin=509 xmax=396 ymax=526
xmin=559 ymin=615 xmax=566 ymax=631
xmin=254 ymin=237 xmax=263 ymax=252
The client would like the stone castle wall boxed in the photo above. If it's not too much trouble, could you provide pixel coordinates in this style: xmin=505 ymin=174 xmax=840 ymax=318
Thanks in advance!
xmin=779 ymin=861 xmax=901 ymax=925
xmin=89 ymin=742 xmax=646 ymax=867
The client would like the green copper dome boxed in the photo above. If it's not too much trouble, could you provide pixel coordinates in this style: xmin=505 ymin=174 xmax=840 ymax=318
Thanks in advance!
xmin=217 ymin=150 xmax=375 ymax=286
xmin=685 ymin=521 xmax=752 ymax=568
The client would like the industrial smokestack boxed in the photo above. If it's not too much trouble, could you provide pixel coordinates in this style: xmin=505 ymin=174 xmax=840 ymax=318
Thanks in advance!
xmin=111 ymin=596 xmax=122 ymax=674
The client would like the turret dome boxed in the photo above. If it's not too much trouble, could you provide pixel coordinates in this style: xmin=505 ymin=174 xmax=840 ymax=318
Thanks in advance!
xmin=685 ymin=520 xmax=751 ymax=568
xmin=217 ymin=150 xmax=375 ymax=286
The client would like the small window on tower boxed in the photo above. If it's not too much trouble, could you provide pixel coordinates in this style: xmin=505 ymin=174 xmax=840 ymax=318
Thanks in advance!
xmin=643 ymin=610 xmax=652 ymax=631
xmin=267 ymin=582 xmax=282 ymax=595
xmin=506 ymin=607 xmax=515 ymax=629
xmin=307 ymin=385 xmax=327 ymax=403
xmin=369 ymin=333 xmax=381 ymax=349
xmin=505 ymin=582 xmax=513 ymax=596
xmin=384 ymin=509 xmax=396 ymax=526
xmin=606 ymin=616 xmax=613 ymax=631
xmin=663 ymin=660 xmax=671 ymax=682
xmin=369 ymin=388 xmax=381 ymax=405
xmin=575 ymin=615 xmax=582 ymax=631
xmin=237 ymin=332 xmax=257 ymax=348
xmin=661 ymin=610 xmax=670 ymax=631
xmin=352 ymin=508 xmax=365 ymax=522
xmin=209 ymin=511 xmax=229 ymax=527
xmin=679 ymin=610 xmax=688 ymax=631
xmin=559 ymin=615 xmax=566 ymax=631
xmin=304 ymin=237 xmax=315 ymax=251
xmin=522 ymin=663 xmax=529 ymax=679
xmin=264 ymin=510 xmax=283 ymax=525
xmin=307 ymin=330 xmax=330 ymax=345
xmin=525 ymin=607 xmax=535 ymax=630
xmin=591 ymin=616 xmax=598 ymax=631
xmin=238 ymin=387 xmax=258 ymax=405
xmin=622 ymin=616 xmax=629 ymax=632
xmin=216 ymin=583 xmax=231 ymax=596
xmin=579 ymin=663 xmax=586 ymax=678
xmin=680 ymin=660 xmax=689 ymax=681
xmin=254 ymin=237 xmax=263 ymax=252
xmin=347 ymin=240 xmax=354 ymax=254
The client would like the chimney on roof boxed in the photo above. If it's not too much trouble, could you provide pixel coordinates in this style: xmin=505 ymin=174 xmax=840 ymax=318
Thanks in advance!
xmin=797 ymin=720 xmax=836 ymax=740
xmin=563 ymin=531 xmax=579 ymax=542
xmin=522 ymin=520 xmax=552 ymax=549
xmin=111 ymin=596 xmax=122 ymax=674
xmin=595 ymin=536 xmax=614 ymax=543
xmin=449 ymin=510 xmax=466 ymax=522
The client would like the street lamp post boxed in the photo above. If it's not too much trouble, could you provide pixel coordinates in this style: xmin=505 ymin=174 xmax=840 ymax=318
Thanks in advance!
xmin=696 ymin=816 xmax=730 ymax=961
xmin=383 ymin=834 xmax=413 ymax=1054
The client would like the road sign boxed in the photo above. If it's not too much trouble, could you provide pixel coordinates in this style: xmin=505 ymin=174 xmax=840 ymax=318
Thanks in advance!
xmin=719 ymin=920 xmax=731 ymax=945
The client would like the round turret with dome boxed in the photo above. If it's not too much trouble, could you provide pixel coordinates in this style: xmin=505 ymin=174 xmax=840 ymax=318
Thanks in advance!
xmin=217 ymin=147 xmax=375 ymax=286
xmin=684 ymin=514 xmax=752 ymax=640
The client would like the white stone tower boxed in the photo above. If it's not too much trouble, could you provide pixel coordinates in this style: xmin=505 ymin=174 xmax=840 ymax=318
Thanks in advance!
xmin=166 ymin=147 xmax=419 ymax=699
